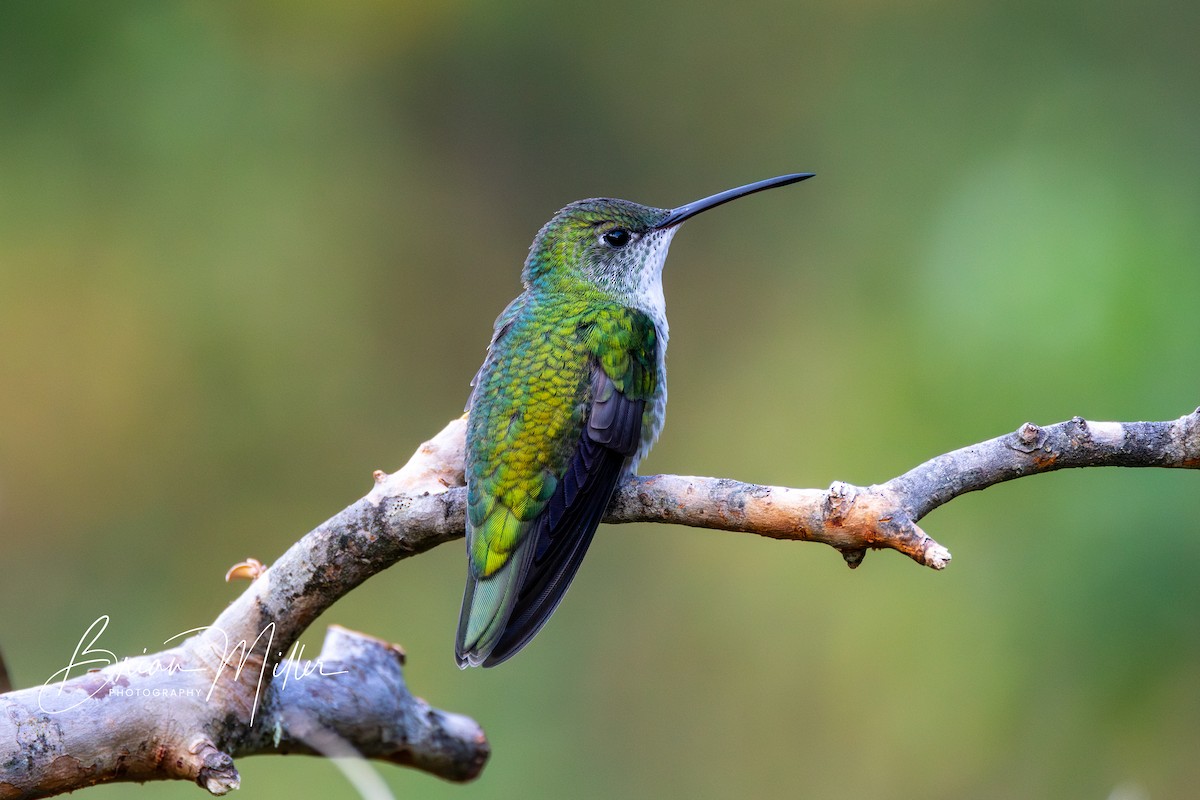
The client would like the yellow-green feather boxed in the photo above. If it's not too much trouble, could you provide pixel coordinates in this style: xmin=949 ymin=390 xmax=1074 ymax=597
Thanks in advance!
xmin=465 ymin=287 xmax=656 ymax=580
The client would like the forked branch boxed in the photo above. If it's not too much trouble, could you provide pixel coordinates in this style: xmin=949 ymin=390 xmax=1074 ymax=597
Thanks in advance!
xmin=2 ymin=408 xmax=1196 ymax=798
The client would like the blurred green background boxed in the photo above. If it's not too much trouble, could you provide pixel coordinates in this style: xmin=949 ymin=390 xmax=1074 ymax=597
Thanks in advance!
xmin=2 ymin=1 xmax=1198 ymax=798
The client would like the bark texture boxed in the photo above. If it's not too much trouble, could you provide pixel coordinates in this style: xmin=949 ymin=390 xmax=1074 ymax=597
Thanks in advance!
xmin=2 ymin=408 xmax=1197 ymax=797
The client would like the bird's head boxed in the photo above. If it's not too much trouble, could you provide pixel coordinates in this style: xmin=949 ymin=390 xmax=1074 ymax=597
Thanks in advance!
xmin=523 ymin=174 xmax=814 ymax=305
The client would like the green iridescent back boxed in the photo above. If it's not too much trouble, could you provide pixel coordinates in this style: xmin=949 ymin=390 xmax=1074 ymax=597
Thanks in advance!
xmin=465 ymin=287 xmax=657 ymax=578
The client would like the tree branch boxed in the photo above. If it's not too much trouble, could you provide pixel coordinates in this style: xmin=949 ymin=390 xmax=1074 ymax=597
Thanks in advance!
xmin=610 ymin=409 xmax=1200 ymax=567
xmin=3 ymin=408 xmax=1196 ymax=797
xmin=0 ymin=418 xmax=486 ymax=799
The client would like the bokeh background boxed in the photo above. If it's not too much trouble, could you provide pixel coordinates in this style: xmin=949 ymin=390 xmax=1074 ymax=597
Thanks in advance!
xmin=2 ymin=2 xmax=1198 ymax=798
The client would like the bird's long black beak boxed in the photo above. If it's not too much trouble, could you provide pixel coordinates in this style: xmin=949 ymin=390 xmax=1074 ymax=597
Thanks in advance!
xmin=654 ymin=173 xmax=814 ymax=229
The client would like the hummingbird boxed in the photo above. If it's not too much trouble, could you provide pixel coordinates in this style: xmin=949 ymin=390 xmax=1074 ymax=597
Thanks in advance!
xmin=456 ymin=173 xmax=813 ymax=668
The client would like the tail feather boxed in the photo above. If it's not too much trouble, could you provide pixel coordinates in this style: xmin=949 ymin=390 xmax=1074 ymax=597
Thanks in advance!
xmin=455 ymin=537 xmax=534 ymax=668
xmin=480 ymin=441 xmax=625 ymax=667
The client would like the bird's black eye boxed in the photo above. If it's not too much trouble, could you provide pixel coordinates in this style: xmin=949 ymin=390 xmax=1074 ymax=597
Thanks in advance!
xmin=602 ymin=228 xmax=632 ymax=248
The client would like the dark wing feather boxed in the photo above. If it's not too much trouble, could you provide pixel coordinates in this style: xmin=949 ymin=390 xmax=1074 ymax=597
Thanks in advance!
xmin=480 ymin=365 xmax=644 ymax=666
